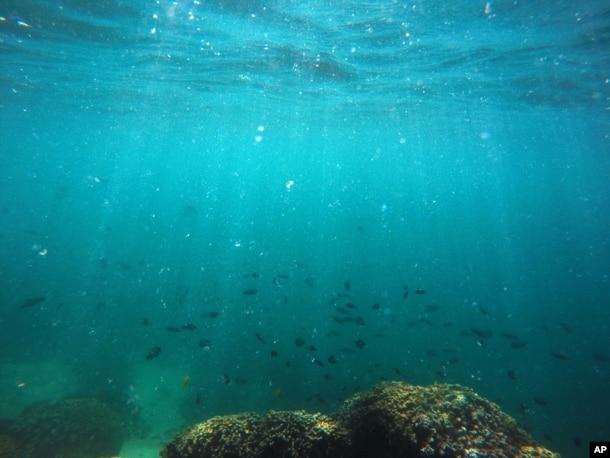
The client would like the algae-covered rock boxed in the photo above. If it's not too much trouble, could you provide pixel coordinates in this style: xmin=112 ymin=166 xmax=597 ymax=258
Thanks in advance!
xmin=161 ymin=410 xmax=349 ymax=458
xmin=8 ymin=397 xmax=124 ymax=458
xmin=517 ymin=445 xmax=561 ymax=458
xmin=338 ymin=381 xmax=534 ymax=457
xmin=258 ymin=410 xmax=349 ymax=457
xmin=162 ymin=381 xmax=560 ymax=458
xmin=0 ymin=434 xmax=20 ymax=458
xmin=162 ymin=413 xmax=263 ymax=457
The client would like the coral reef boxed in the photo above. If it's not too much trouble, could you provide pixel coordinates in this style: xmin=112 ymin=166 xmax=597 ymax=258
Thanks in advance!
xmin=162 ymin=410 xmax=348 ymax=458
xmin=8 ymin=397 xmax=124 ymax=458
xmin=517 ymin=446 xmax=562 ymax=458
xmin=162 ymin=381 xmax=560 ymax=458
xmin=338 ymin=381 xmax=553 ymax=457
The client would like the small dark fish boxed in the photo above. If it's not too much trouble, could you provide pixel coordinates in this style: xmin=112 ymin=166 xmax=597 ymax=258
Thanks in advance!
xmin=235 ymin=377 xmax=247 ymax=385
xmin=471 ymin=328 xmax=493 ymax=338
xmin=270 ymin=350 xmax=278 ymax=358
xmin=502 ymin=333 xmax=519 ymax=340
xmin=20 ymin=296 xmax=46 ymax=308
xmin=327 ymin=356 xmax=338 ymax=364
xmin=308 ymin=345 xmax=317 ymax=352
xmin=573 ymin=437 xmax=582 ymax=447
xmin=415 ymin=289 xmax=427 ymax=295
xmin=335 ymin=307 xmax=349 ymax=314
xmin=507 ymin=370 xmax=517 ymax=380
xmin=447 ymin=358 xmax=459 ymax=364
xmin=419 ymin=318 xmax=433 ymax=326
xmin=354 ymin=316 xmax=365 ymax=326
xmin=145 ymin=346 xmax=162 ymax=360
xmin=593 ymin=352 xmax=610 ymax=362
xmin=557 ymin=323 xmax=572 ymax=333
xmin=475 ymin=303 xmax=490 ymax=316
xmin=443 ymin=322 xmax=454 ymax=328
xmin=255 ymin=333 xmax=265 ymax=344
xmin=392 ymin=367 xmax=402 ymax=375
xmin=166 ymin=326 xmax=181 ymax=333
xmin=354 ymin=339 xmax=366 ymax=349
xmin=181 ymin=323 xmax=197 ymax=331
xmin=550 ymin=351 xmax=569 ymax=361
xmin=544 ymin=433 xmax=553 ymax=442
xmin=402 ymin=284 xmax=409 ymax=299
xmin=371 ymin=303 xmax=380 ymax=310
xmin=333 ymin=316 xmax=345 ymax=324
xmin=222 ymin=373 xmax=231 ymax=385
xmin=510 ymin=340 xmax=528 ymax=349
xmin=323 ymin=374 xmax=333 ymax=380
xmin=313 ymin=359 xmax=325 ymax=367
xmin=195 ymin=395 xmax=201 ymax=405
xmin=243 ymin=288 xmax=259 ymax=296
xmin=345 ymin=302 xmax=357 ymax=309
xmin=533 ymin=396 xmax=547 ymax=406
xmin=199 ymin=339 xmax=212 ymax=347
xmin=425 ymin=305 xmax=440 ymax=312
xmin=202 ymin=311 xmax=220 ymax=319
xmin=436 ymin=371 xmax=447 ymax=379
xmin=344 ymin=280 xmax=350 ymax=290
xmin=142 ymin=317 xmax=150 ymax=325
xmin=294 ymin=337 xmax=306 ymax=347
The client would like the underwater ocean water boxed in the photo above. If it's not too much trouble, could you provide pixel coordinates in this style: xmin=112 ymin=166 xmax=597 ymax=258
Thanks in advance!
xmin=1 ymin=0 xmax=609 ymax=456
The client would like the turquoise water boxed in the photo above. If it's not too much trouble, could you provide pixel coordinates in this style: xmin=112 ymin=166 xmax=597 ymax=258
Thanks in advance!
xmin=1 ymin=0 xmax=609 ymax=456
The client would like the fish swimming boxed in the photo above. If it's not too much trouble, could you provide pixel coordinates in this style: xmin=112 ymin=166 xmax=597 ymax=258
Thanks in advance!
xmin=533 ymin=396 xmax=547 ymax=406
xmin=20 ymin=296 xmax=46 ymax=308
xmin=145 ymin=346 xmax=162 ymax=360
xmin=550 ymin=351 xmax=569 ymax=361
